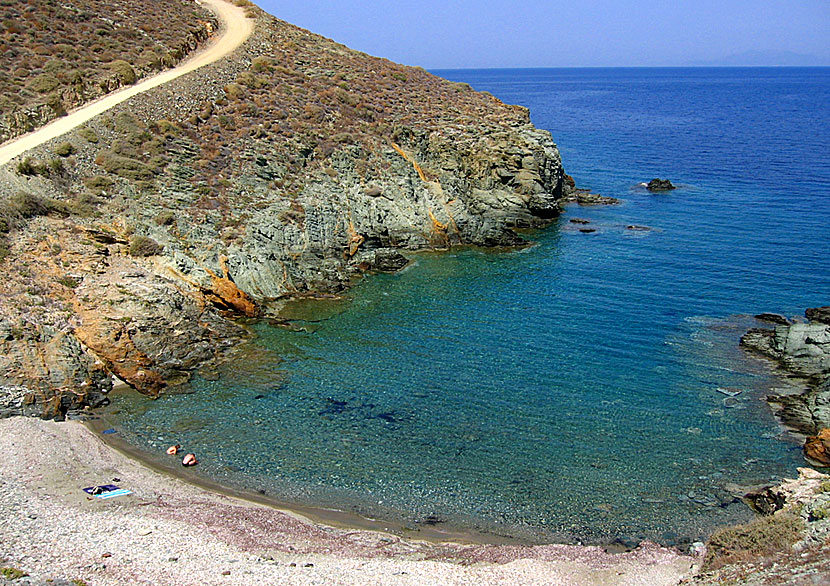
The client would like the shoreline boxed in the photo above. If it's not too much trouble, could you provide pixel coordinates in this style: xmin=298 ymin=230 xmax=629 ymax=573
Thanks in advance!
xmin=84 ymin=415 xmax=536 ymax=548
xmin=0 ymin=416 xmax=697 ymax=585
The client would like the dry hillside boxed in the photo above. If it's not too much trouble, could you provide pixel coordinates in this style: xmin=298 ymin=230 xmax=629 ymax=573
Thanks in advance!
xmin=0 ymin=0 xmax=217 ymax=142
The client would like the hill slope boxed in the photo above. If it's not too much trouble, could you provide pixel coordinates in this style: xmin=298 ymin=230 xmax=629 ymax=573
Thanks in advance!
xmin=0 ymin=0 xmax=218 ymax=142
xmin=0 ymin=0 xmax=569 ymax=418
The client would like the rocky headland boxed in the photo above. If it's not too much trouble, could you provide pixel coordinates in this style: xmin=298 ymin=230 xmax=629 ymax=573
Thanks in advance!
xmin=0 ymin=0 xmax=574 ymax=419
xmin=740 ymin=307 xmax=830 ymax=440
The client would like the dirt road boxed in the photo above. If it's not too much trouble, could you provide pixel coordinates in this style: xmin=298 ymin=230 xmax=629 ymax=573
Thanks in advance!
xmin=0 ymin=0 xmax=253 ymax=167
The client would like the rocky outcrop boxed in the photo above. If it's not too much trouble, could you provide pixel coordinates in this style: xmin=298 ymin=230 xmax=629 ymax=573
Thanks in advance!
xmin=754 ymin=312 xmax=791 ymax=325
xmin=741 ymin=307 xmax=830 ymax=437
xmin=803 ymin=429 xmax=830 ymax=467
xmin=647 ymin=178 xmax=676 ymax=191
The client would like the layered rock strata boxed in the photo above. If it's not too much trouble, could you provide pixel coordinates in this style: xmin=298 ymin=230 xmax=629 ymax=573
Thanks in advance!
xmin=740 ymin=307 xmax=830 ymax=439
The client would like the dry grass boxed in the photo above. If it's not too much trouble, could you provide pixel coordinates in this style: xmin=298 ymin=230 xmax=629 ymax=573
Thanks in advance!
xmin=703 ymin=511 xmax=806 ymax=571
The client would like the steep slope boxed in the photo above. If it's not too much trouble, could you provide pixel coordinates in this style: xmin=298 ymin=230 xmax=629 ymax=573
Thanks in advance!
xmin=0 ymin=0 xmax=218 ymax=142
xmin=0 ymin=1 xmax=569 ymax=418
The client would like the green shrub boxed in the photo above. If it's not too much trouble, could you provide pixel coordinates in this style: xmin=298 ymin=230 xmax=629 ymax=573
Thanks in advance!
xmin=48 ymin=158 xmax=65 ymax=174
xmin=54 ymin=141 xmax=75 ymax=157
xmin=704 ymin=511 xmax=805 ymax=570
xmin=128 ymin=235 xmax=163 ymax=257
xmin=10 ymin=191 xmax=56 ymax=218
xmin=29 ymin=73 xmax=61 ymax=94
xmin=154 ymin=210 xmax=175 ymax=226
xmin=224 ymin=83 xmax=245 ymax=100
xmin=78 ymin=127 xmax=99 ymax=143
xmin=109 ymin=60 xmax=136 ymax=85
xmin=0 ymin=567 xmax=28 ymax=579
xmin=251 ymin=56 xmax=274 ymax=73
xmin=57 ymin=275 xmax=79 ymax=288
xmin=16 ymin=157 xmax=37 ymax=176
xmin=95 ymin=151 xmax=155 ymax=180
xmin=84 ymin=175 xmax=116 ymax=193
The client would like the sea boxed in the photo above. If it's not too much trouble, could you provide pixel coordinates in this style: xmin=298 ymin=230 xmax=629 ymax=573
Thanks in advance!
xmin=102 ymin=67 xmax=830 ymax=546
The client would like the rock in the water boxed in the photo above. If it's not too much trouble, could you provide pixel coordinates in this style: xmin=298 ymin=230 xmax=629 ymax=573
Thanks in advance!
xmin=626 ymin=225 xmax=652 ymax=231
xmin=365 ymin=249 xmax=410 ymax=272
xmin=755 ymin=313 xmax=791 ymax=325
xmin=579 ymin=228 xmax=596 ymax=233
xmin=569 ymin=218 xmax=590 ymax=224
xmin=647 ymin=178 xmax=676 ymax=191
xmin=574 ymin=190 xmax=620 ymax=206
xmin=806 ymin=306 xmax=830 ymax=325
xmin=804 ymin=429 xmax=830 ymax=466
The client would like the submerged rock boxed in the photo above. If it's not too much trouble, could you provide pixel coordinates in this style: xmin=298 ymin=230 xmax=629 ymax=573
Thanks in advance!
xmin=755 ymin=313 xmax=791 ymax=325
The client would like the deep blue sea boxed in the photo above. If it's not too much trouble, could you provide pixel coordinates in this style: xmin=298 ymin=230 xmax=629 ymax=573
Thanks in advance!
xmin=106 ymin=68 xmax=830 ymax=545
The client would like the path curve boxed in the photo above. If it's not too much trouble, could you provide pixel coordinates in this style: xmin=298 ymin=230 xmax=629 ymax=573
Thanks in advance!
xmin=0 ymin=0 xmax=254 ymax=167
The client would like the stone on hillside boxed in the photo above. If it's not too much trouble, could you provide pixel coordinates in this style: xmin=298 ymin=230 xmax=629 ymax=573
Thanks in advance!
xmin=804 ymin=429 xmax=830 ymax=466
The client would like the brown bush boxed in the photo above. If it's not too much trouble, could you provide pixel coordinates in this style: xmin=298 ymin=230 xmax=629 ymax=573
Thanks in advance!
xmin=128 ymin=235 xmax=163 ymax=257
xmin=703 ymin=511 xmax=806 ymax=571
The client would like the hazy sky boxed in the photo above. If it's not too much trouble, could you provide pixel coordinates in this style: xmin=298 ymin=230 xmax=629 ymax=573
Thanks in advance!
xmin=258 ymin=0 xmax=830 ymax=68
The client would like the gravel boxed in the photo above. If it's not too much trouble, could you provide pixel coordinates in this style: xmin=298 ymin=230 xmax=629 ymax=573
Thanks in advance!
xmin=0 ymin=416 xmax=697 ymax=585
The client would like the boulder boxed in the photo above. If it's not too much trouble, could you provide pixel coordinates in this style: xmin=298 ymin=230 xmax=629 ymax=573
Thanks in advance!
xmin=806 ymin=307 xmax=830 ymax=325
xmin=804 ymin=429 xmax=830 ymax=466
xmin=369 ymin=249 xmax=409 ymax=272
xmin=647 ymin=178 xmax=676 ymax=192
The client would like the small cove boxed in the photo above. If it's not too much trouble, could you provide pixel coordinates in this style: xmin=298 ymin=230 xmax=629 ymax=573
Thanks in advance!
xmin=102 ymin=67 xmax=830 ymax=546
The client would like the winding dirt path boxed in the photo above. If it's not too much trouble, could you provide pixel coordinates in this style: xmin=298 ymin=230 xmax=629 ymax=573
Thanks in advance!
xmin=0 ymin=0 xmax=253 ymax=167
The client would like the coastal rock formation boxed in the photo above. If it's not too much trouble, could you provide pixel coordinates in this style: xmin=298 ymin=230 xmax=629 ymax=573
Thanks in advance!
xmin=803 ymin=429 xmax=830 ymax=467
xmin=754 ymin=312 xmax=791 ymax=325
xmin=741 ymin=307 xmax=830 ymax=438
xmin=647 ymin=178 xmax=676 ymax=191
xmin=0 ymin=3 xmax=570 ymax=416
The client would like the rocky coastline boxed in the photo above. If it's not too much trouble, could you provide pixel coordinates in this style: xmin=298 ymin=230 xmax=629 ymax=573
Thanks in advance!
xmin=740 ymin=307 xmax=830 ymax=440
xmin=0 ymin=2 xmax=573 ymax=419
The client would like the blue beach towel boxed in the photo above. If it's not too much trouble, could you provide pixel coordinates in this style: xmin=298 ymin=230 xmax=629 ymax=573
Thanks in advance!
xmin=83 ymin=485 xmax=133 ymax=499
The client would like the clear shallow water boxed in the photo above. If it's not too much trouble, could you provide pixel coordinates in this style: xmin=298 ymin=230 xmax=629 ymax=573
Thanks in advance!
xmin=106 ymin=68 xmax=830 ymax=545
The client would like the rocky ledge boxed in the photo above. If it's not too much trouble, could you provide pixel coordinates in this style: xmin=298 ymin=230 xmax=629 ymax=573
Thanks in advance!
xmin=740 ymin=307 xmax=830 ymax=461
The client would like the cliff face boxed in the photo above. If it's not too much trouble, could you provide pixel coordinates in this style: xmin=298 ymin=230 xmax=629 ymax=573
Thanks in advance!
xmin=0 ymin=4 xmax=568 ymax=418
xmin=741 ymin=308 xmax=830 ymax=435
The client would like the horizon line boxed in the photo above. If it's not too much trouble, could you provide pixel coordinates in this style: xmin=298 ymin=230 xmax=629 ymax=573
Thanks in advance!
xmin=428 ymin=64 xmax=830 ymax=71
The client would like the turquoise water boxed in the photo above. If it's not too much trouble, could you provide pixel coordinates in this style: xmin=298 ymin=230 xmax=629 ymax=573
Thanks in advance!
xmin=106 ymin=68 xmax=830 ymax=545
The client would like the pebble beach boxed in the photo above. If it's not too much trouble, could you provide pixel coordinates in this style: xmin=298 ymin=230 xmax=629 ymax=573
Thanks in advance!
xmin=0 ymin=416 xmax=697 ymax=585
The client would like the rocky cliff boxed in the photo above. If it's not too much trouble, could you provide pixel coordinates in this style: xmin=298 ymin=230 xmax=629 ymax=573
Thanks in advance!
xmin=0 ymin=2 xmax=569 ymax=418
xmin=741 ymin=307 xmax=830 ymax=437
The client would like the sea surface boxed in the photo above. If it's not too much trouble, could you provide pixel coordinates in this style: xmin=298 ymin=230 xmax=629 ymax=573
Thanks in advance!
xmin=105 ymin=67 xmax=830 ymax=545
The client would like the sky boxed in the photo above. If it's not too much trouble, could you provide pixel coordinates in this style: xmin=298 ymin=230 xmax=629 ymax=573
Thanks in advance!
xmin=257 ymin=0 xmax=830 ymax=69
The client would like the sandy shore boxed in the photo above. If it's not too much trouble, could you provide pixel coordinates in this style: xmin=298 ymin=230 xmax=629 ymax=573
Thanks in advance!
xmin=0 ymin=417 xmax=697 ymax=585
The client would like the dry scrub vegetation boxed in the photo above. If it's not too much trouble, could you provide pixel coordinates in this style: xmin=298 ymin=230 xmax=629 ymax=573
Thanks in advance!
xmin=178 ymin=17 xmax=533 ymax=202
xmin=0 ymin=0 xmax=216 ymax=139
